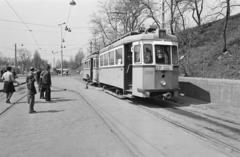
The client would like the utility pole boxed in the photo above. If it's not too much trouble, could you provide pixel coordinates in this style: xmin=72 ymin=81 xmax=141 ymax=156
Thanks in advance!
xmin=60 ymin=24 xmax=64 ymax=76
xmin=14 ymin=43 xmax=17 ymax=68
xmin=58 ymin=0 xmax=77 ymax=76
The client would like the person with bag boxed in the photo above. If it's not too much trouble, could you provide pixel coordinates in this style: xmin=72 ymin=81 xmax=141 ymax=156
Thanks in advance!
xmin=26 ymin=67 xmax=37 ymax=113
xmin=40 ymin=65 xmax=51 ymax=101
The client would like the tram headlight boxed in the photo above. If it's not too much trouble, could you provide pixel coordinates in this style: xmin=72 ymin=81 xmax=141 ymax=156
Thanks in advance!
xmin=160 ymin=80 xmax=167 ymax=86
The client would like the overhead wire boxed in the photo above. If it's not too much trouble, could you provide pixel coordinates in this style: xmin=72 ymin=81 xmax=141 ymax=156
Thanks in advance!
xmin=3 ymin=0 xmax=41 ymax=51
xmin=0 ymin=18 xmax=57 ymax=28
xmin=0 ymin=18 xmax=92 ymax=29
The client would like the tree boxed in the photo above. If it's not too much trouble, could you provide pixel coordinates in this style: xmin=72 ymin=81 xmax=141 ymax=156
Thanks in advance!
xmin=74 ymin=49 xmax=85 ymax=68
xmin=32 ymin=50 xmax=42 ymax=69
xmin=18 ymin=48 xmax=32 ymax=73
xmin=212 ymin=0 xmax=240 ymax=52
xmin=222 ymin=0 xmax=230 ymax=52
xmin=90 ymin=0 xmax=149 ymax=45
xmin=188 ymin=0 xmax=204 ymax=26
xmin=140 ymin=0 xmax=161 ymax=29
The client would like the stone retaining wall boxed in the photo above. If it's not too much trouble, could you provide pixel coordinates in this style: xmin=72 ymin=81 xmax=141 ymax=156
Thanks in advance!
xmin=179 ymin=77 xmax=240 ymax=105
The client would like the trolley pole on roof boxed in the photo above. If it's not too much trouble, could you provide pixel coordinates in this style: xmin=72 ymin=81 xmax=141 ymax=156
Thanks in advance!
xmin=161 ymin=0 xmax=165 ymax=29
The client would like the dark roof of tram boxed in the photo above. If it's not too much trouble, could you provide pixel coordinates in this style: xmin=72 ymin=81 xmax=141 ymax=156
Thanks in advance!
xmin=83 ymin=51 xmax=99 ymax=61
xmin=100 ymin=29 xmax=178 ymax=54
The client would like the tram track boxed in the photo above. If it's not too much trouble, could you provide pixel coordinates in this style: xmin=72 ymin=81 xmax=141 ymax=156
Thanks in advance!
xmin=0 ymin=94 xmax=27 ymax=117
xmin=52 ymin=86 xmax=144 ymax=157
xmin=128 ymin=98 xmax=240 ymax=157
xmin=54 ymin=82 xmax=240 ymax=157
xmin=138 ymin=105 xmax=240 ymax=156
xmin=0 ymin=82 xmax=27 ymax=117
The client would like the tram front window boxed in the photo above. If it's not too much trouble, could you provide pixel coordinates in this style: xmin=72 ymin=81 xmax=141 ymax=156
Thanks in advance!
xmin=155 ymin=45 xmax=170 ymax=65
xmin=143 ymin=44 xmax=153 ymax=64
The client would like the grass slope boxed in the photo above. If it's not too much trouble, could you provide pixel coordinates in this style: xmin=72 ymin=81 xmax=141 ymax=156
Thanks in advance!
xmin=178 ymin=13 xmax=240 ymax=79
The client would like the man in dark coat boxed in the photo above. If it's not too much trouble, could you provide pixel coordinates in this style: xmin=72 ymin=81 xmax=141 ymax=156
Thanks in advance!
xmin=40 ymin=65 xmax=51 ymax=101
xmin=26 ymin=67 xmax=37 ymax=113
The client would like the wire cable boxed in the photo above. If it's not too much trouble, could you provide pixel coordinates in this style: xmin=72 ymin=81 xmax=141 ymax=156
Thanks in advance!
xmin=3 ymin=0 xmax=41 ymax=50
xmin=0 ymin=18 xmax=57 ymax=28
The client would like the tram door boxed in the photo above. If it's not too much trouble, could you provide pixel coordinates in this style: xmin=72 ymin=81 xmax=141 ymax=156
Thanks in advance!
xmin=124 ymin=43 xmax=133 ymax=91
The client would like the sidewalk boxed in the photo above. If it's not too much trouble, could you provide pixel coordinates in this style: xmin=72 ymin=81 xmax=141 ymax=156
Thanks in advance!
xmin=0 ymin=78 xmax=27 ymax=114
xmin=0 ymin=81 xmax=134 ymax=157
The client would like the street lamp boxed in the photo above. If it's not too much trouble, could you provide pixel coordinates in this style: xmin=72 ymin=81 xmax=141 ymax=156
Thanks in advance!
xmin=58 ymin=24 xmax=73 ymax=75
xmin=69 ymin=0 xmax=76 ymax=6
xmin=58 ymin=0 xmax=76 ymax=76
xmin=58 ymin=22 xmax=66 ymax=76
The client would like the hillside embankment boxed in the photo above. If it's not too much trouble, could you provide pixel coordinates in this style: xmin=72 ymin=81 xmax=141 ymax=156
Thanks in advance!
xmin=177 ymin=13 xmax=240 ymax=79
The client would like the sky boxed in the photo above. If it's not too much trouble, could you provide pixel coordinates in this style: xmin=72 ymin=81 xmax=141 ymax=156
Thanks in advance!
xmin=0 ymin=0 xmax=240 ymax=66
xmin=0 ymin=0 xmax=100 ymax=64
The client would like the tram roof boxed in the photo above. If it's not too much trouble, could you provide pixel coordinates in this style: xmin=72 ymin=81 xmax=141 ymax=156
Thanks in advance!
xmin=100 ymin=30 xmax=178 ymax=54
xmin=83 ymin=51 xmax=99 ymax=61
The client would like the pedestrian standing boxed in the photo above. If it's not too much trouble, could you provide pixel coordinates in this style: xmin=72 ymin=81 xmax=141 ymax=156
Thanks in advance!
xmin=40 ymin=65 xmax=51 ymax=101
xmin=1 ymin=66 xmax=19 ymax=103
xmin=26 ymin=67 xmax=37 ymax=113
xmin=36 ymin=68 xmax=44 ymax=99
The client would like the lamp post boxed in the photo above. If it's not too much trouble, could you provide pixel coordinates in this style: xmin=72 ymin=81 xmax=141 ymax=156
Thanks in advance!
xmin=58 ymin=0 xmax=76 ymax=76
xmin=58 ymin=22 xmax=66 ymax=76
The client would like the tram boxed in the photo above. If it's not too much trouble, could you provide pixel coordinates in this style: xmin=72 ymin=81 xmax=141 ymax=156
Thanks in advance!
xmin=83 ymin=27 xmax=179 ymax=98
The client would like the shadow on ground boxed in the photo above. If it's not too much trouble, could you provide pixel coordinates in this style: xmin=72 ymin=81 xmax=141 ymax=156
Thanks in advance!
xmin=34 ymin=109 xmax=64 ymax=114
xmin=179 ymin=81 xmax=211 ymax=103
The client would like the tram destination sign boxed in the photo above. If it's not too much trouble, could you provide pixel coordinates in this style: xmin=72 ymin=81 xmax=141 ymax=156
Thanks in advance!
xmin=155 ymin=65 xmax=173 ymax=71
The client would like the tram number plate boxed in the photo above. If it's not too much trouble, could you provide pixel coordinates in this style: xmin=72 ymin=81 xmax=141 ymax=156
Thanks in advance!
xmin=156 ymin=65 xmax=173 ymax=71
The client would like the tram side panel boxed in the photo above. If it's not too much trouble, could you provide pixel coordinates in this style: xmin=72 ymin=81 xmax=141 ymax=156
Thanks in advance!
xmin=99 ymin=66 xmax=124 ymax=89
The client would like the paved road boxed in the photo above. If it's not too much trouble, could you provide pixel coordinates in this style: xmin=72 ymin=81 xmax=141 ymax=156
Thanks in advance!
xmin=0 ymin=76 xmax=237 ymax=157
xmin=0 ymin=77 xmax=134 ymax=157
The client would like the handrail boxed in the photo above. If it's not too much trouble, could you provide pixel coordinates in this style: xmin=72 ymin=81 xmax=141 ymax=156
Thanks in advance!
xmin=126 ymin=64 xmax=132 ymax=73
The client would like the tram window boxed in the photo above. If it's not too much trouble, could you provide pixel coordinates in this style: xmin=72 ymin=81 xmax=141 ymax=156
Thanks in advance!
xmin=104 ymin=53 xmax=109 ymax=66
xmin=155 ymin=45 xmax=170 ymax=65
xmin=115 ymin=48 xmax=123 ymax=65
xmin=100 ymin=55 xmax=103 ymax=67
xmin=109 ymin=51 xmax=114 ymax=65
xmin=172 ymin=46 xmax=178 ymax=65
xmin=134 ymin=45 xmax=141 ymax=63
xmin=93 ymin=59 xmax=96 ymax=68
xmin=143 ymin=44 xmax=153 ymax=64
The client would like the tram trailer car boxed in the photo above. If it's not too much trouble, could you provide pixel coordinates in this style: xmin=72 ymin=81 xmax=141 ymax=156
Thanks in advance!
xmin=82 ymin=52 xmax=99 ymax=83
xmin=98 ymin=28 xmax=179 ymax=98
